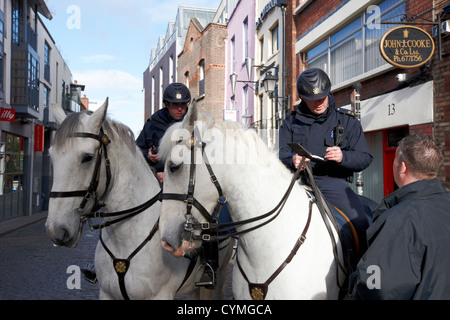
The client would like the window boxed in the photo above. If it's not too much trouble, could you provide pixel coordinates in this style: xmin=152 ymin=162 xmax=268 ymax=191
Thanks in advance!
xmin=28 ymin=52 xmax=39 ymax=109
xmin=271 ymin=24 xmax=279 ymax=55
xmin=0 ymin=19 xmax=4 ymax=93
xmin=44 ymin=42 xmax=50 ymax=82
xmin=230 ymin=96 xmax=235 ymax=109
xmin=151 ymin=76 xmax=155 ymax=114
xmin=259 ymin=36 xmax=264 ymax=63
xmin=43 ymin=86 xmax=49 ymax=109
xmin=243 ymin=85 xmax=249 ymax=126
xmin=61 ymin=80 xmax=66 ymax=105
xmin=0 ymin=132 xmax=26 ymax=219
xmin=199 ymin=59 xmax=205 ymax=96
xmin=159 ymin=67 xmax=163 ymax=108
xmin=12 ymin=0 xmax=23 ymax=44
xmin=230 ymin=36 xmax=235 ymax=74
xmin=185 ymin=71 xmax=189 ymax=89
xmin=305 ymin=0 xmax=405 ymax=85
xmin=0 ymin=132 xmax=25 ymax=195
xmin=169 ymin=55 xmax=174 ymax=83
xmin=243 ymin=17 xmax=249 ymax=61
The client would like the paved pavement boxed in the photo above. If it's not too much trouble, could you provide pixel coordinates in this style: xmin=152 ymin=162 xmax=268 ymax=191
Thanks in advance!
xmin=0 ymin=212 xmax=234 ymax=300
xmin=0 ymin=212 xmax=99 ymax=299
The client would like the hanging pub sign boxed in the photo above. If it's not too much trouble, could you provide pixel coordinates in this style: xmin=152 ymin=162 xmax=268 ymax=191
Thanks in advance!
xmin=380 ymin=26 xmax=435 ymax=68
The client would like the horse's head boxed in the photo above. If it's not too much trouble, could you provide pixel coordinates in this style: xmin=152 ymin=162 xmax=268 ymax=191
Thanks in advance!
xmin=45 ymin=99 xmax=109 ymax=247
xmin=158 ymin=102 xmax=229 ymax=257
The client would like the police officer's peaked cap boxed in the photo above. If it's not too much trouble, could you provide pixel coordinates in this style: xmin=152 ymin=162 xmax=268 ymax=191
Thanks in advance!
xmin=296 ymin=68 xmax=331 ymax=101
xmin=163 ymin=83 xmax=191 ymax=104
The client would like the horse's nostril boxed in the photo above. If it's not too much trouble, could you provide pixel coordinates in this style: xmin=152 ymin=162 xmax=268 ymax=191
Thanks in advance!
xmin=52 ymin=227 xmax=72 ymax=247
xmin=62 ymin=228 xmax=71 ymax=242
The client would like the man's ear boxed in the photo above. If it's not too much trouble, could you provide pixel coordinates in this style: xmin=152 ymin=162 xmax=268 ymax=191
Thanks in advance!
xmin=399 ymin=161 xmax=408 ymax=175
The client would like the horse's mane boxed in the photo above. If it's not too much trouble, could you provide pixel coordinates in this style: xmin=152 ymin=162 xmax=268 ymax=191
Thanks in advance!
xmin=53 ymin=110 xmax=136 ymax=154
xmin=159 ymin=112 xmax=278 ymax=167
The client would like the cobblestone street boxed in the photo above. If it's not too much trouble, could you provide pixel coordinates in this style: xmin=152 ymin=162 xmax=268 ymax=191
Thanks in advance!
xmin=0 ymin=219 xmax=99 ymax=299
xmin=0 ymin=217 xmax=233 ymax=300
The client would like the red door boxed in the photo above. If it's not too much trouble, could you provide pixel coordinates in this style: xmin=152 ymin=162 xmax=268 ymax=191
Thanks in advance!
xmin=383 ymin=127 xmax=408 ymax=196
xmin=383 ymin=148 xmax=396 ymax=196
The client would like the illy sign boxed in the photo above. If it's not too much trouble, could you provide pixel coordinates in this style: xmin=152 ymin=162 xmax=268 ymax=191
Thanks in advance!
xmin=0 ymin=108 xmax=15 ymax=121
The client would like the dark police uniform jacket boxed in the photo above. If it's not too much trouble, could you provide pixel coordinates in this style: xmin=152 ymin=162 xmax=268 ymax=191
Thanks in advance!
xmin=279 ymin=94 xmax=373 ymax=180
xmin=349 ymin=178 xmax=450 ymax=299
xmin=136 ymin=107 xmax=186 ymax=172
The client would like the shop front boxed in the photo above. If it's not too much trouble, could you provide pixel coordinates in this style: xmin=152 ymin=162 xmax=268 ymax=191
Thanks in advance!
xmin=358 ymin=81 xmax=433 ymax=202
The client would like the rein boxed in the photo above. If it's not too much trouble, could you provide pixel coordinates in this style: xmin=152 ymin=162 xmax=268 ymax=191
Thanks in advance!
xmin=160 ymin=126 xmax=306 ymax=243
xmin=160 ymin=125 xmax=349 ymax=299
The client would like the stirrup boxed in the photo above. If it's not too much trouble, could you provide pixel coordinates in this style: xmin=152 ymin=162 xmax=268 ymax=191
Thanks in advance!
xmin=81 ymin=264 xmax=98 ymax=284
xmin=195 ymin=263 xmax=216 ymax=288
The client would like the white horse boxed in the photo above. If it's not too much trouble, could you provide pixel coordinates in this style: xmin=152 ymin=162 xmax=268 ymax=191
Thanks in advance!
xmin=158 ymin=102 xmax=347 ymax=299
xmin=45 ymin=99 xmax=233 ymax=299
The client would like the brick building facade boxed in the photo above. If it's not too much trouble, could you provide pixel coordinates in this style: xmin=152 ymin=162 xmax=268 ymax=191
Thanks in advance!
xmin=287 ymin=0 xmax=449 ymax=198
xmin=177 ymin=19 xmax=227 ymax=121
xmin=143 ymin=0 xmax=449 ymax=200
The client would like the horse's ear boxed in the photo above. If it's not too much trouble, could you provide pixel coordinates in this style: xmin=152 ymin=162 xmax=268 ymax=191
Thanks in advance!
xmin=88 ymin=97 xmax=108 ymax=132
xmin=52 ymin=102 xmax=67 ymax=125
xmin=183 ymin=99 xmax=197 ymax=131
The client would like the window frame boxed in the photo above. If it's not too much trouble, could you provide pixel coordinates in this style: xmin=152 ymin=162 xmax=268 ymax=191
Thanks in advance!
xmin=303 ymin=0 xmax=405 ymax=86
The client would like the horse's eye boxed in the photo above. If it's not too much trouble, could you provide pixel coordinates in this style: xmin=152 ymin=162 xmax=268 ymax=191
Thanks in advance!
xmin=82 ymin=154 xmax=94 ymax=164
xmin=169 ymin=160 xmax=182 ymax=172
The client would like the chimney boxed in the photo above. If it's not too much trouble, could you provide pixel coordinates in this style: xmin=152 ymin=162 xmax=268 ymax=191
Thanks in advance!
xmin=81 ymin=94 xmax=89 ymax=111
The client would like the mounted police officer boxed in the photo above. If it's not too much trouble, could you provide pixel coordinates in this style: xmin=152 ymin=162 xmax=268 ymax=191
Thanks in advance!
xmin=136 ymin=82 xmax=191 ymax=183
xmin=279 ymin=68 xmax=373 ymax=258
xmin=136 ymin=82 xmax=221 ymax=289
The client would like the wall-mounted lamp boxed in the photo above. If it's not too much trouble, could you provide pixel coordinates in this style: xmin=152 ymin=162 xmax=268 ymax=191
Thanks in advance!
xmin=230 ymin=57 xmax=280 ymax=96
xmin=262 ymin=71 xmax=278 ymax=96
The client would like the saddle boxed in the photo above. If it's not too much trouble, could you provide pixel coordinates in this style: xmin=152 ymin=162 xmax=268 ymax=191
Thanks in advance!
xmin=302 ymin=186 xmax=358 ymax=260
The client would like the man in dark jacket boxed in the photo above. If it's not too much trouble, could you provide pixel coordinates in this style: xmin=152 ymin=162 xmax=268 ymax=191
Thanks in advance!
xmin=279 ymin=68 xmax=373 ymax=254
xmin=349 ymin=134 xmax=450 ymax=299
xmin=136 ymin=83 xmax=191 ymax=182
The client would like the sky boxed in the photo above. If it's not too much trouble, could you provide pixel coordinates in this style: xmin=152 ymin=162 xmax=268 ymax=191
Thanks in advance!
xmin=44 ymin=0 xmax=222 ymax=137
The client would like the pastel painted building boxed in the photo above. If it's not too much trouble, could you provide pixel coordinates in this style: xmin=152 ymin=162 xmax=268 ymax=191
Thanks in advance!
xmin=225 ymin=0 xmax=256 ymax=127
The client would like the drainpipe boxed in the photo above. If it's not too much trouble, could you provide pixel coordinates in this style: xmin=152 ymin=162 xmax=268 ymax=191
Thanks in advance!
xmin=352 ymin=82 xmax=363 ymax=196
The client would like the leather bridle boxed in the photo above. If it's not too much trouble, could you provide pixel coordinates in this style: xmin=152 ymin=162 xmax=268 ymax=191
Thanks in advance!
xmin=49 ymin=128 xmax=161 ymax=230
xmin=160 ymin=126 xmax=306 ymax=244
xmin=49 ymin=128 xmax=112 ymax=225
xmin=48 ymin=125 xmax=167 ymax=300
